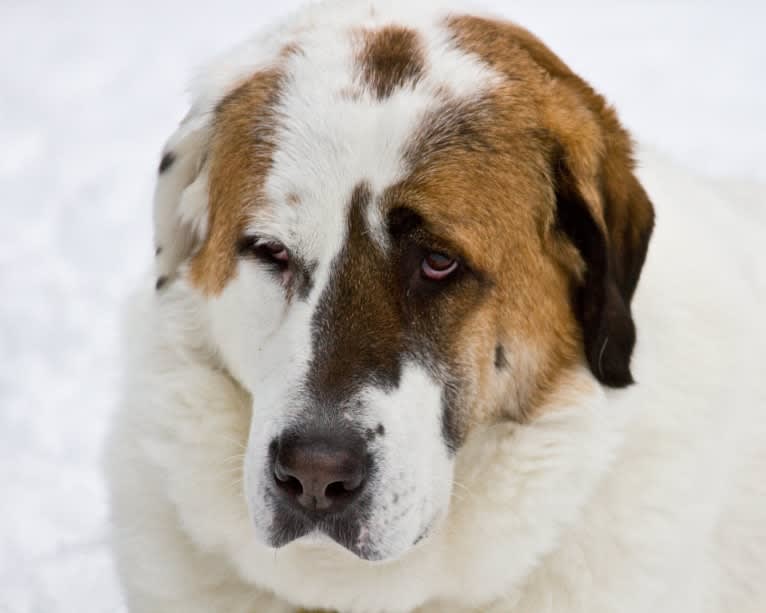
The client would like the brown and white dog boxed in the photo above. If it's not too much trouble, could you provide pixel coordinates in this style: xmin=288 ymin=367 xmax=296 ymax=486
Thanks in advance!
xmin=106 ymin=1 xmax=766 ymax=611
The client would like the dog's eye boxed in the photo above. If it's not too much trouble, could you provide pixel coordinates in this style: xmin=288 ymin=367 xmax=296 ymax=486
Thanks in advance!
xmin=259 ymin=241 xmax=289 ymax=264
xmin=239 ymin=237 xmax=289 ymax=268
xmin=421 ymin=252 xmax=458 ymax=280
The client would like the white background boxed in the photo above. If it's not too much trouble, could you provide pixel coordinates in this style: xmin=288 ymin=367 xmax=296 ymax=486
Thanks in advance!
xmin=1 ymin=1 xmax=764 ymax=611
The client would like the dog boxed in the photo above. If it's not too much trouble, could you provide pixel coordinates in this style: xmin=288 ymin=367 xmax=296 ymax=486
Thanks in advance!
xmin=105 ymin=1 xmax=766 ymax=611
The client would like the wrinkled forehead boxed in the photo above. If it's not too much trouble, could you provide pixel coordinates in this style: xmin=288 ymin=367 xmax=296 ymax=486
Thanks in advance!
xmin=192 ymin=14 xmax=504 ymax=292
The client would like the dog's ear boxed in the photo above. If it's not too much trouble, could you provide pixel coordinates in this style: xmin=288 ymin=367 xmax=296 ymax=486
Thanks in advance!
xmin=549 ymin=103 xmax=655 ymax=387
xmin=152 ymin=110 xmax=211 ymax=290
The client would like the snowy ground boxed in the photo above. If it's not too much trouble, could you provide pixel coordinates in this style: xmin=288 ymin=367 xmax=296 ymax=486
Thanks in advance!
xmin=1 ymin=1 xmax=764 ymax=611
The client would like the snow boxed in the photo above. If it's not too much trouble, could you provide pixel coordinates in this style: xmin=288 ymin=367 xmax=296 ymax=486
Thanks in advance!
xmin=0 ymin=1 xmax=763 ymax=611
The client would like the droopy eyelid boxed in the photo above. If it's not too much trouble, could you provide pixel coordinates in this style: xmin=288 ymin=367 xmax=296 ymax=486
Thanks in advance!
xmin=386 ymin=206 xmax=493 ymax=286
xmin=237 ymin=232 xmax=292 ymax=254
xmin=387 ymin=207 xmax=464 ymax=264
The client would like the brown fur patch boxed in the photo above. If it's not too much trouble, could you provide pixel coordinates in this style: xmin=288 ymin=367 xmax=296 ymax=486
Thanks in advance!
xmin=307 ymin=180 xmax=493 ymax=448
xmin=306 ymin=182 xmax=404 ymax=406
xmin=189 ymin=69 xmax=283 ymax=294
xmin=452 ymin=17 xmax=654 ymax=388
xmin=355 ymin=26 xmax=425 ymax=99
xmin=365 ymin=15 xmax=655 ymax=423
xmin=383 ymin=99 xmax=581 ymax=424
xmin=447 ymin=15 xmax=655 ymax=295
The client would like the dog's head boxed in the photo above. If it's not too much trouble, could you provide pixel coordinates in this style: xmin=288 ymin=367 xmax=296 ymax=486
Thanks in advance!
xmin=153 ymin=8 xmax=653 ymax=562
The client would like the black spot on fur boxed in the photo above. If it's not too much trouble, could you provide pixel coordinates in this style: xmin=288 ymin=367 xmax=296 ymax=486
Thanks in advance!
xmin=158 ymin=151 xmax=175 ymax=174
xmin=295 ymin=259 xmax=317 ymax=301
xmin=155 ymin=276 xmax=168 ymax=291
xmin=440 ymin=385 xmax=461 ymax=455
xmin=365 ymin=424 xmax=386 ymax=441
xmin=494 ymin=344 xmax=508 ymax=370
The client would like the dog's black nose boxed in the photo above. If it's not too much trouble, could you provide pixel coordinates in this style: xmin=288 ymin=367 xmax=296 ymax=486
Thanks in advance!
xmin=272 ymin=432 xmax=367 ymax=513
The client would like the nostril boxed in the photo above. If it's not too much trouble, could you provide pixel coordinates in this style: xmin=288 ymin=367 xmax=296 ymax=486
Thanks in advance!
xmin=274 ymin=471 xmax=303 ymax=497
xmin=274 ymin=460 xmax=304 ymax=497
xmin=324 ymin=471 xmax=365 ymax=498
xmin=324 ymin=481 xmax=345 ymax=499
xmin=325 ymin=480 xmax=350 ymax=499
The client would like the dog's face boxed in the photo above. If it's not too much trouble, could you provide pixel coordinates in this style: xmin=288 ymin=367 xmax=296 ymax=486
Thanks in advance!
xmin=153 ymin=11 xmax=653 ymax=562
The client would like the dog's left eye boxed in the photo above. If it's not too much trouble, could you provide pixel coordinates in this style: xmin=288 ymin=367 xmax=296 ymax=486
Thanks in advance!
xmin=421 ymin=252 xmax=458 ymax=280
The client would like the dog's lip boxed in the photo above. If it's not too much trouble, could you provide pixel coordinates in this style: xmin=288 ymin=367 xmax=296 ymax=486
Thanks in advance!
xmin=294 ymin=529 xmax=336 ymax=548
xmin=266 ymin=488 xmax=442 ymax=561
xmin=268 ymin=510 xmax=394 ymax=562
xmin=288 ymin=527 xmax=385 ymax=561
xmin=267 ymin=504 xmax=378 ymax=559
xmin=289 ymin=518 xmax=437 ymax=562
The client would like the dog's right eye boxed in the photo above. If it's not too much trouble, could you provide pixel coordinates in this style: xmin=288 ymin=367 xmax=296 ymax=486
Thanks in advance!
xmin=238 ymin=237 xmax=290 ymax=270
xmin=258 ymin=241 xmax=289 ymax=264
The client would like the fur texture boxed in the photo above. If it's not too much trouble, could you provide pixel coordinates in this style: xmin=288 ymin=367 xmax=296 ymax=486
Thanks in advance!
xmin=106 ymin=1 xmax=766 ymax=611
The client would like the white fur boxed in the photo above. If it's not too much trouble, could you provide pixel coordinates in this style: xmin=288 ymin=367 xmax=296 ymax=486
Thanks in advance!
xmin=106 ymin=1 xmax=766 ymax=611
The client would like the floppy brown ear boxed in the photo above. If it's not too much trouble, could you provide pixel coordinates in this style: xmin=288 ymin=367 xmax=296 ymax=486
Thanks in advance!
xmin=443 ymin=16 xmax=654 ymax=386
xmin=551 ymin=109 xmax=655 ymax=387
xmin=506 ymin=20 xmax=656 ymax=387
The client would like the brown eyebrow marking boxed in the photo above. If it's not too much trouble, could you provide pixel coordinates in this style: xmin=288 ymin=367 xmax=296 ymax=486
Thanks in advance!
xmin=356 ymin=25 xmax=425 ymax=100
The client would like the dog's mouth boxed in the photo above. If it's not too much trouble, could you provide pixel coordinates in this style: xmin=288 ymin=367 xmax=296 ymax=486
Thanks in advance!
xmin=267 ymin=502 xmax=439 ymax=562
xmin=269 ymin=509 xmax=384 ymax=561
